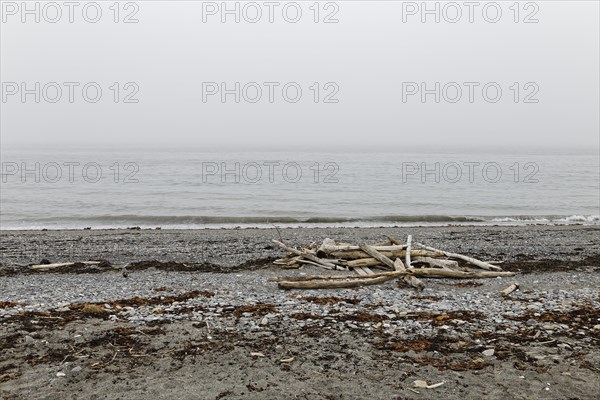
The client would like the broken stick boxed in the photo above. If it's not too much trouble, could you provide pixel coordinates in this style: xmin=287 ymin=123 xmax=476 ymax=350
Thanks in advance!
xmin=272 ymin=240 xmax=339 ymax=270
xmin=394 ymin=258 xmax=426 ymax=290
xmin=405 ymin=235 xmax=413 ymax=270
xmin=500 ymin=283 xmax=519 ymax=297
xmin=414 ymin=242 xmax=503 ymax=271
xmin=30 ymin=261 xmax=101 ymax=270
xmin=358 ymin=243 xmax=395 ymax=270
xmin=412 ymin=257 xmax=459 ymax=270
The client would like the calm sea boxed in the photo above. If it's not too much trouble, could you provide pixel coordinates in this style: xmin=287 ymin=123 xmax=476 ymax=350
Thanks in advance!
xmin=1 ymin=147 xmax=598 ymax=230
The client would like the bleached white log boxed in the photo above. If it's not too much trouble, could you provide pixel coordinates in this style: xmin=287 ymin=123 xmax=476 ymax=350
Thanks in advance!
xmin=414 ymin=242 xmax=503 ymax=271
xmin=412 ymin=257 xmax=459 ymax=269
xmin=405 ymin=235 xmax=413 ymax=269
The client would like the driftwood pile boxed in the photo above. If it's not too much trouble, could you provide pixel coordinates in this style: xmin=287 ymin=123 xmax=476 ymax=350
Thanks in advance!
xmin=270 ymin=236 xmax=516 ymax=290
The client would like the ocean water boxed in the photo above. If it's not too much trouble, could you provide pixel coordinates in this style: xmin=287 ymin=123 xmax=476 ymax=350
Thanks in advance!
xmin=0 ymin=147 xmax=598 ymax=230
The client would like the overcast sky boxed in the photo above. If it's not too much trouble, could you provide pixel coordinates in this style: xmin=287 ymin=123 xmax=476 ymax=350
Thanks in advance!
xmin=1 ymin=1 xmax=598 ymax=150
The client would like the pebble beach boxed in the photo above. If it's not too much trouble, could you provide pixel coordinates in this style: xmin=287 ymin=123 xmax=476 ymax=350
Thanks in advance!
xmin=1 ymin=225 xmax=599 ymax=399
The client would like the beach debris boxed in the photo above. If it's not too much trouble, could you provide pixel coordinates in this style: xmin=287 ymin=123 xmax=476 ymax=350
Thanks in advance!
xmin=414 ymin=243 xmax=502 ymax=271
xmin=426 ymin=381 xmax=446 ymax=389
xmin=500 ymin=283 xmax=519 ymax=297
xmin=271 ymin=236 xmax=515 ymax=290
xmin=30 ymin=262 xmax=90 ymax=270
xmin=29 ymin=260 xmax=110 ymax=271
xmin=413 ymin=380 xmax=446 ymax=389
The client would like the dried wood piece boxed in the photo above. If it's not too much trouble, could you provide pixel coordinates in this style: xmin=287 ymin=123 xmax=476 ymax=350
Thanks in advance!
xmin=273 ymin=256 xmax=302 ymax=266
xmin=278 ymin=274 xmax=401 ymax=289
xmin=362 ymin=266 xmax=375 ymax=275
xmin=272 ymin=240 xmax=338 ymax=270
xmin=270 ymin=268 xmax=515 ymax=283
xmin=353 ymin=266 xmax=375 ymax=275
xmin=297 ymin=259 xmax=332 ymax=270
xmin=500 ymin=283 xmax=519 ymax=297
xmin=393 ymin=257 xmax=404 ymax=271
xmin=319 ymin=238 xmax=407 ymax=253
xmin=414 ymin=242 xmax=503 ymax=271
xmin=30 ymin=262 xmax=75 ymax=270
xmin=347 ymin=258 xmax=385 ymax=268
xmin=412 ymin=268 xmax=515 ymax=279
xmin=358 ymin=244 xmax=395 ymax=270
xmin=331 ymin=249 xmax=442 ymax=260
xmin=387 ymin=236 xmax=402 ymax=245
xmin=412 ymin=257 xmax=459 ymax=269
xmin=270 ymin=271 xmax=407 ymax=282
xmin=317 ymin=238 xmax=336 ymax=256
xmin=281 ymin=263 xmax=302 ymax=270
xmin=394 ymin=258 xmax=426 ymax=290
xmin=30 ymin=261 xmax=101 ymax=270
xmin=405 ymin=235 xmax=413 ymax=270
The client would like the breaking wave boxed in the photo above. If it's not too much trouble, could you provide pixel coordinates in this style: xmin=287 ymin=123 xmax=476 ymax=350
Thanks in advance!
xmin=2 ymin=214 xmax=599 ymax=230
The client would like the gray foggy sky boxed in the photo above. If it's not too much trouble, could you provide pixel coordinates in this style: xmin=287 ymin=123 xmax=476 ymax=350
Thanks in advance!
xmin=1 ymin=1 xmax=599 ymax=150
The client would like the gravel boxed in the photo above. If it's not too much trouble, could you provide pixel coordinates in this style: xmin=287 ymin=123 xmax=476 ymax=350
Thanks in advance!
xmin=1 ymin=226 xmax=599 ymax=400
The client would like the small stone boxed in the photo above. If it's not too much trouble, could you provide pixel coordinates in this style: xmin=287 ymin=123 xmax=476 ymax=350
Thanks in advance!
xmin=24 ymin=335 xmax=35 ymax=344
xmin=71 ymin=366 xmax=82 ymax=373
xmin=482 ymin=349 xmax=495 ymax=357
xmin=260 ymin=317 xmax=269 ymax=326
xmin=593 ymin=325 xmax=600 ymax=331
xmin=542 ymin=324 xmax=559 ymax=331
xmin=56 ymin=372 xmax=66 ymax=377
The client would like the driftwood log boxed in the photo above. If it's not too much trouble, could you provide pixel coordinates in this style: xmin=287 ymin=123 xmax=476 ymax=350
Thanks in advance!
xmin=270 ymin=269 xmax=515 ymax=282
xmin=414 ymin=242 xmax=503 ymax=271
xmin=500 ymin=283 xmax=519 ymax=297
xmin=330 ymin=249 xmax=443 ymax=260
xmin=394 ymin=258 xmax=426 ymax=290
xmin=358 ymin=244 xmax=395 ymax=269
xmin=405 ymin=235 xmax=413 ymax=270
xmin=412 ymin=256 xmax=459 ymax=269
xmin=319 ymin=238 xmax=406 ymax=254
xmin=274 ymin=269 xmax=516 ymax=289
xmin=30 ymin=261 xmax=101 ymax=270
xmin=278 ymin=274 xmax=402 ymax=289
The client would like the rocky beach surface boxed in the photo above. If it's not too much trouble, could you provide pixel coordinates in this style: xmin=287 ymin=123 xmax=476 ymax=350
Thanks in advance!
xmin=1 ymin=225 xmax=599 ymax=399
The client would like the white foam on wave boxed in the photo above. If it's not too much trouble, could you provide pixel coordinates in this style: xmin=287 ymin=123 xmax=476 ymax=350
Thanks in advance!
xmin=554 ymin=215 xmax=600 ymax=223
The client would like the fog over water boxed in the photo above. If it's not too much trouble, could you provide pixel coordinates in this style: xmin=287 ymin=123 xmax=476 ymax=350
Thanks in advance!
xmin=1 ymin=1 xmax=598 ymax=228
